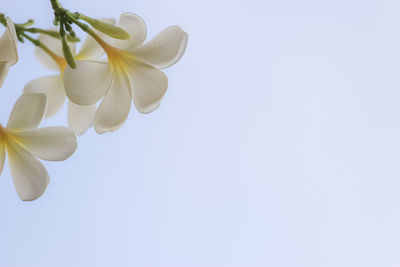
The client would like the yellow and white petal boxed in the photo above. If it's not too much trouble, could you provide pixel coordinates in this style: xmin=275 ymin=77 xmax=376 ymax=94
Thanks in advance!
xmin=108 ymin=12 xmax=146 ymax=50
xmin=7 ymin=94 xmax=47 ymax=131
xmin=94 ymin=71 xmax=132 ymax=134
xmin=68 ymin=101 xmax=96 ymax=135
xmin=64 ymin=60 xmax=112 ymax=105
xmin=24 ymin=75 xmax=66 ymax=118
xmin=131 ymin=26 xmax=188 ymax=69
xmin=0 ymin=61 xmax=10 ymax=88
xmin=6 ymin=138 xmax=49 ymax=201
xmin=35 ymin=32 xmax=76 ymax=71
xmin=12 ymin=127 xmax=77 ymax=161
xmin=0 ymin=138 xmax=5 ymax=176
xmin=0 ymin=17 xmax=18 ymax=65
xmin=76 ymin=18 xmax=115 ymax=60
xmin=125 ymin=59 xmax=168 ymax=113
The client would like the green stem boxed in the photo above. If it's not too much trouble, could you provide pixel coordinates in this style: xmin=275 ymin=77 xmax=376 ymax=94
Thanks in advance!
xmin=50 ymin=0 xmax=63 ymax=12
xmin=20 ymin=32 xmax=53 ymax=55
xmin=23 ymin=27 xmax=79 ymax=42
xmin=21 ymin=32 xmax=40 ymax=46
xmin=15 ymin=19 xmax=34 ymax=28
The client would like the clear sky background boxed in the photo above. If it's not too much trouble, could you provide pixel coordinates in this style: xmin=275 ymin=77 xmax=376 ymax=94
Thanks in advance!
xmin=1 ymin=0 xmax=400 ymax=266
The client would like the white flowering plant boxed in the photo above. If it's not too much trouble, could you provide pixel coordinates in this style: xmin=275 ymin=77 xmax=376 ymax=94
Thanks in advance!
xmin=0 ymin=0 xmax=188 ymax=201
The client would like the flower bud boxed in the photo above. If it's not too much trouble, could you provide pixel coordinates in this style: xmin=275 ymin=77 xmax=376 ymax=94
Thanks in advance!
xmin=53 ymin=17 xmax=59 ymax=26
xmin=64 ymin=23 xmax=72 ymax=32
xmin=66 ymin=35 xmax=80 ymax=42
xmin=61 ymin=36 xmax=76 ymax=69
xmin=80 ymin=14 xmax=129 ymax=40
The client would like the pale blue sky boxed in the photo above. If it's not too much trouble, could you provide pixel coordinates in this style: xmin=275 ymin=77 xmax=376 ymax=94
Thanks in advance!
xmin=1 ymin=0 xmax=400 ymax=266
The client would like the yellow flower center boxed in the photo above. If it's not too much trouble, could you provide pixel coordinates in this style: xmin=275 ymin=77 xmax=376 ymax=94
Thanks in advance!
xmin=42 ymin=45 xmax=67 ymax=72
xmin=55 ymin=56 xmax=67 ymax=72
xmin=0 ymin=123 xmax=8 ymax=142
xmin=89 ymin=31 xmax=133 ymax=71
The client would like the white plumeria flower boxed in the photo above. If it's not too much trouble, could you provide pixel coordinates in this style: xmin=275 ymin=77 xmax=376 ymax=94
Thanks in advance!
xmin=24 ymin=29 xmax=105 ymax=135
xmin=0 ymin=17 xmax=18 ymax=88
xmin=0 ymin=93 xmax=77 ymax=201
xmin=63 ymin=13 xmax=188 ymax=134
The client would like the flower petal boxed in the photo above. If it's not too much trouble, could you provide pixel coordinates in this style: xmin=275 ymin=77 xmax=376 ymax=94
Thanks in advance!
xmin=0 ymin=61 xmax=10 ymax=88
xmin=109 ymin=12 xmax=146 ymax=50
xmin=35 ymin=31 xmax=76 ymax=71
xmin=24 ymin=75 xmax=66 ymax=118
xmin=125 ymin=59 xmax=168 ymax=113
xmin=0 ymin=138 xmax=5 ymax=176
xmin=6 ymin=138 xmax=49 ymax=201
xmin=7 ymin=94 xmax=47 ymax=131
xmin=75 ymin=35 xmax=104 ymax=60
xmin=131 ymin=26 xmax=188 ymax=69
xmin=0 ymin=17 xmax=18 ymax=65
xmin=64 ymin=60 xmax=112 ymax=105
xmin=76 ymin=18 xmax=114 ymax=60
xmin=12 ymin=127 xmax=77 ymax=161
xmin=68 ymin=101 xmax=96 ymax=135
xmin=94 ymin=70 xmax=132 ymax=134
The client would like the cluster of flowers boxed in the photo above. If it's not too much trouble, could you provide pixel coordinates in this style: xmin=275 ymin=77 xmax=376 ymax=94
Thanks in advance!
xmin=0 ymin=13 xmax=188 ymax=201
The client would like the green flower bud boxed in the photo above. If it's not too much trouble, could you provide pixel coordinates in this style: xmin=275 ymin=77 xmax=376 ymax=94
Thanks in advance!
xmin=61 ymin=36 xmax=76 ymax=69
xmin=64 ymin=23 xmax=72 ymax=32
xmin=66 ymin=35 xmax=80 ymax=42
xmin=33 ymin=29 xmax=79 ymax=42
xmin=79 ymin=14 xmax=129 ymax=40
xmin=53 ymin=17 xmax=59 ymax=26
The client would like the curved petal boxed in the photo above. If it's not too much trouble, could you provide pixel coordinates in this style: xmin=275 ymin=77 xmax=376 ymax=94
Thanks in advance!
xmin=75 ymin=35 xmax=104 ymax=60
xmin=0 ymin=138 xmax=5 ymax=176
xmin=12 ymin=127 xmax=77 ymax=161
xmin=6 ymin=138 xmax=49 ymax=201
xmin=76 ymin=18 xmax=115 ymax=60
xmin=7 ymin=94 xmax=47 ymax=131
xmin=24 ymin=75 xmax=66 ymax=118
xmin=35 ymin=31 xmax=76 ymax=71
xmin=124 ymin=58 xmax=168 ymax=113
xmin=34 ymin=50 xmax=58 ymax=71
xmin=109 ymin=13 xmax=146 ymax=50
xmin=0 ymin=17 xmax=18 ymax=65
xmin=131 ymin=26 xmax=188 ymax=69
xmin=64 ymin=60 xmax=112 ymax=105
xmin=68 ymin=101 xmax=96 ymax=135
xmin=0 ymin=61 xmax=10 ymax=88
xmin=140 ymin=100 xmax=161 ymax=114
xmin=94 ymin=70 xmax=132 ymax=134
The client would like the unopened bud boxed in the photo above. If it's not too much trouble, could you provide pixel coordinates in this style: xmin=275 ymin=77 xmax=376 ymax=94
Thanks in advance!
xmin=61 ymin=36 xmax=76 ymax=69
xmin=65 ymin=23 xmax=72 ymax=32
xmin=53 ymin=17 xmax=59 ymax=26
xmin=66 ymin=34 xmax=80 ymax=42
xmin=80 ymin=14 xmax=129 ymax=40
